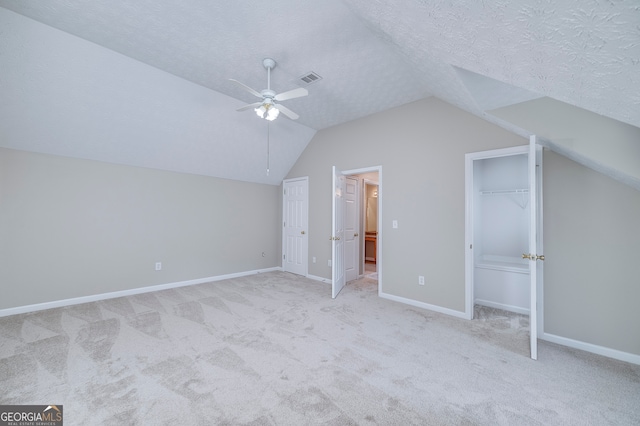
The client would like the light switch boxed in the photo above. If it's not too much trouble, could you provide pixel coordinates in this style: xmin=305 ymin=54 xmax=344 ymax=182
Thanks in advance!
xmin=392 ymin=220 xmax=398 ymax=229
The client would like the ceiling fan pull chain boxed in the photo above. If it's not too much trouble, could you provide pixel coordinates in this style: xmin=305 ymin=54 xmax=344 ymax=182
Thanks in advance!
xmin=267 ymin=121 xmax=270 ymax=176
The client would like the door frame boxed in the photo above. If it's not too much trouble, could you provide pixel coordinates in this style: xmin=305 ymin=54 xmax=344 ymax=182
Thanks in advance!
xmin=336 ymin=165 xmax=383 ymax=296
xmin=282 ymin=176 xmax=309 ymax=277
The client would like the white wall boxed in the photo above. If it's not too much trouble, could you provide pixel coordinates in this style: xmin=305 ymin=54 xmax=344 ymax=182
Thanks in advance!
xmin=0 ymin=148 xmax=280 ymax=310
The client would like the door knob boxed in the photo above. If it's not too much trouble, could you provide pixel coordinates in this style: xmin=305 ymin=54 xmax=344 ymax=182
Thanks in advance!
xmin=301 ymin=231 xmax=305 ymax=235
xmin=354 ymin=233 xmax=359 ymax=237
xmin=523 ymin=253 xmax=545 ymax=261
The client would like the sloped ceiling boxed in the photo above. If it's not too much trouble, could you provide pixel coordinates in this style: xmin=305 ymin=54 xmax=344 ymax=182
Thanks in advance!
xmin=0 ymin=0 xmax=638 ymax=185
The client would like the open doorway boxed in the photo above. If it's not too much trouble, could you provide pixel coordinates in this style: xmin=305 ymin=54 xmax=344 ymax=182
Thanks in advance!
xmin=363 ymin=179 xmax=378 ymax=281
xmin=332 ymin=166 xmax=381 ymax=298
xmin=464 ymin=140 xmax=543 ymax=360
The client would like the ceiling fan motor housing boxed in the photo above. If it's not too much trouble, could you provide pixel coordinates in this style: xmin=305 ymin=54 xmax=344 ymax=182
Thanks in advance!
xmin=261 ymin=89 xmax=276 ymax=100
xmin=263 ymin=58 xmax=276 ymax=70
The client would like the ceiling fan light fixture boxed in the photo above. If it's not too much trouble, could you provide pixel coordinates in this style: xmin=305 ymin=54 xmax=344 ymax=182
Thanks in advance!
xmin=266 ymin=106 xmax=280 ymax=121
xmin=255 ymin=104 xmax=267 ymax=118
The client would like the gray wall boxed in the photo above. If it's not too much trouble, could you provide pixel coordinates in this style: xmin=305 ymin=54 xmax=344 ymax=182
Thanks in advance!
xmin=0 ymin=148 xmax=280 ymax=310
xmin=544 ymin=151 xmax=640 ymax=355
xmin=3 ymin=96 xmax=638 ymax=357
xmin=286 ymin=97 xmax=640 ymax=357
xmin=286 ymin=97 xmax=525 ymax=312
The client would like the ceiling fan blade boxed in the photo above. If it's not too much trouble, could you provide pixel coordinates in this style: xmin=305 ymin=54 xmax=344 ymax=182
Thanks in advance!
xmin=274 ymin=87 xmax=308 ymax=102
xmin=236 ymin=102 xmax=263 ymax=112
xmin=229 ymin=79 xmax=262 ymax=98
xmin=273 ymin=103 xmax=299 ymax=120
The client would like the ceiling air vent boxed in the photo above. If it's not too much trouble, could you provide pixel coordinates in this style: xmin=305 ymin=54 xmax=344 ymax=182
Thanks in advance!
xmin=298 ymin=71 xmax=322 ymax=85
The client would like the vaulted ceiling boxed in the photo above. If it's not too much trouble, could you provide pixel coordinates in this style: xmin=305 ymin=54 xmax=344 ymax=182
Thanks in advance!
xmin=1 ymin=0 xmax=638 ymax=185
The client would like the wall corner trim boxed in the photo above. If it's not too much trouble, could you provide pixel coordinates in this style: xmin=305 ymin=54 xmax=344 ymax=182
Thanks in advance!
xmin=0 ymin=267 xmax=282 ymax=318
xmin=541 ymin=332 xmax=640 ymax=366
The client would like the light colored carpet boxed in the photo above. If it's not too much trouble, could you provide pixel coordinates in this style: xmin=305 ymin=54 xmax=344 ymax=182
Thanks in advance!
xmin=1 ymin=271 xmax=638 ymax=425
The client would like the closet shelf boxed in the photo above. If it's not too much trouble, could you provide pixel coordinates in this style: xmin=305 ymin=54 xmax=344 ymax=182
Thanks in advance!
xmin=480 ymin=188 xmax=529 ymax=209
xmin=479 ymin=189 xmax=528 ymax=195
xmin=475 ymin=255 xmax=529 ymax=274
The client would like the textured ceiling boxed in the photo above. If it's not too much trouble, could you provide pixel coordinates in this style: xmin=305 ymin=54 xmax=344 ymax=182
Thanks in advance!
xmin=0 ymin=0 xmax=638 ymax=184
xmin=0 ymin=0 xmax=434 ymax=131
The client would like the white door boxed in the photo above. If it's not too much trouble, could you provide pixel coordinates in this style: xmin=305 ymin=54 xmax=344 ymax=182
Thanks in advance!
xmin=332 ymin=166 xmax=346 ymax=298
xmin=344 ymin=176 xmax=359 ymax=282
xmin=282 ymin=177 xmax=308 ymax=276
xmin=525 ymin=135 xmax=544 ymax=360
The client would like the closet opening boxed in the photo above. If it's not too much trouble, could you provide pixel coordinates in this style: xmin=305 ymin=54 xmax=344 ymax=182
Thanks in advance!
xmin=332 ymin=166 xmax=381 ymax=298
xmin=465 ymin=147 xmax=532 ymax=334
xmin=465 ymin=141 xmax=543 ymax=359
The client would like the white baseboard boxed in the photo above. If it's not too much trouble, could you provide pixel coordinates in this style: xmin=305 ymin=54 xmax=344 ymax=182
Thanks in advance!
xmin=306 ymin=274 xmax=331 ymax=284
xmin=380 ymin=294 xmax=640 ymax=365
xmin=541 ymin=332 xmax=640 ymax=365
xmin=379 ymin=291 xmax=468 ymax=319
xmin=0 ymin=267 xmax=282 ymax=318
xmin=475 ymin=298 xmax=530 ymax=316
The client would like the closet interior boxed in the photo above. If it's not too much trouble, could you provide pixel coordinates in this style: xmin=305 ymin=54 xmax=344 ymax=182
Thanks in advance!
xmin=473 ymin=153 xmax=530 ymax=315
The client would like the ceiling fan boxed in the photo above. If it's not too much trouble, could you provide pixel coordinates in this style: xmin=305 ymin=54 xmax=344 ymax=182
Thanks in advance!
xmin=230 ymin=58 xmax=308 ymax=121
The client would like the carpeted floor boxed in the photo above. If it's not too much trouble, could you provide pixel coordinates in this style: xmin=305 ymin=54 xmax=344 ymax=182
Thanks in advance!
xmin=1 ymin=271 xmax=638 ymax=425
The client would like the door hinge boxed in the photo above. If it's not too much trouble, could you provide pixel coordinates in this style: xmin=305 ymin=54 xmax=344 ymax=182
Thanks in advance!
xmin=283 ymin=189 xmax=287 ymax=195
xmin=470 ymin=244 xmax=473 ymax=249
xmin=283 ymin=254 xmax=286 ymax=259
xmin=283 ymin=221 xmax=286 ymax=227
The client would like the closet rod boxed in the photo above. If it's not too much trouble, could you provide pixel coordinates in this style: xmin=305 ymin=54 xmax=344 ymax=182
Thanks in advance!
xmin=480 ymin=189 xmax=528 ymax=195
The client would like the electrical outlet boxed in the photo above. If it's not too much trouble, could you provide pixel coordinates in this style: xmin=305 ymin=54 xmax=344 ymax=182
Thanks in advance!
xmin=328 ymin=259 xmax=332 ymax=267
xmin=418 ymin=275 xmax=425 ymax=285
xmin=155 ymin=262 xmax=162 ymax=271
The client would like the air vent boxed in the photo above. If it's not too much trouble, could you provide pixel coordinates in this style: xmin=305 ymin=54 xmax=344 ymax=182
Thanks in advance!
xmin=298 ymin=71 xmax=322 ymax=85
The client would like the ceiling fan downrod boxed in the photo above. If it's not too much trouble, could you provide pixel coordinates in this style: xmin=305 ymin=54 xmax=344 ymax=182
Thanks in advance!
xmin=263 ymin=58 xmax=276 ymax=92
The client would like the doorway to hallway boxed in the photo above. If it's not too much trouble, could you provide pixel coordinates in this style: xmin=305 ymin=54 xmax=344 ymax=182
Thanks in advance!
xmin=331 ymin=166 xmax=381 ymax=298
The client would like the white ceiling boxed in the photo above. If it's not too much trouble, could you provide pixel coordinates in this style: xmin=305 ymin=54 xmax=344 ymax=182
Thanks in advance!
xmin=1 ymin=0 xmax=638 ymax=184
